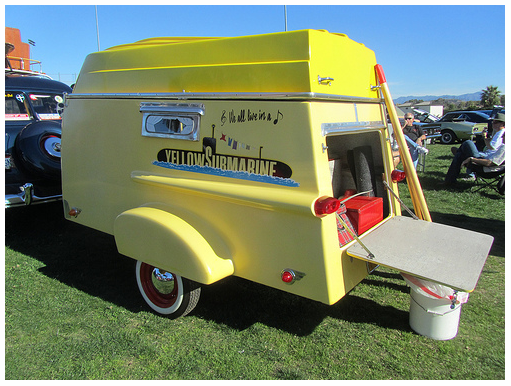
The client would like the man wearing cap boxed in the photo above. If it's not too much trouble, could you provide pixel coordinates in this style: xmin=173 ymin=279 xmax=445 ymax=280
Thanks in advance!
xmin=444 ymin=113 xmax=505 ymax=185
xmin=480 ymin=112 xmax=506 ymax=152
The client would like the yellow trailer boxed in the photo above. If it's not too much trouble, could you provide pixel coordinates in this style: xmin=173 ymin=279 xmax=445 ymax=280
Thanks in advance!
xmin=62 ymin=30 xmax=493 ymax=318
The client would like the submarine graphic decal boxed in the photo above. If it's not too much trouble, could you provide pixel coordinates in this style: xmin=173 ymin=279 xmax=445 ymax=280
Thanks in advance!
xmin=153 ymin=135 xmax=299 ymax=187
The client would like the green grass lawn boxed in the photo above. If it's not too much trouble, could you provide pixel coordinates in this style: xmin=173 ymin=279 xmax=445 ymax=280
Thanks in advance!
xmin=4 ymin=143 xmax=505 ymax=380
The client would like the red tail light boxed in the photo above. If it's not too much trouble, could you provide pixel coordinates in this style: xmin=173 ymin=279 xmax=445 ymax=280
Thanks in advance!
xmin=281 ymin=270 xmax=295 ymax=283
xmin=391 ymin=169 xmax=406 ymax=183
xmin=314 ymin=196 xmax=340 ymax=217
xmin=281 ymin=268 xmax=305 ymax=284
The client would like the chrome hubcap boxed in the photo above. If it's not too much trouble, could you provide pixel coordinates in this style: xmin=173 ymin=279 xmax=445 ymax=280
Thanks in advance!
xmin=151 ymin=268 xmax=175 ymax=295
xmin=43 ymin=136 xmax=61 ymax=158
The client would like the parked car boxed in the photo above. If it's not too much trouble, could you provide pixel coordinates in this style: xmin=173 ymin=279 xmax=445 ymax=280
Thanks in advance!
xmin=413 ymin=109 xmax=440 ymax=124
xmin=483 ymin=106 xmax=505 ymax=119
xmin=443 ymin=111 xmax=491 ymax=124
xmin=5 ymin=70 xmax=72 ymax=207
xmin=421 ymin=111 xmax=489 ymax=144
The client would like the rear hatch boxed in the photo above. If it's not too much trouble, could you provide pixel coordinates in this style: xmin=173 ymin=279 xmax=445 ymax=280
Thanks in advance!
xmin=327 ymin=126 xmax=493 ymax=292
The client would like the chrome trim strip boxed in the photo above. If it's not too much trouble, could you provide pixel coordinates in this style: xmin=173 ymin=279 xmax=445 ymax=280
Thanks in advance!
xmin=139 ymin=102 xmax=205 ymax=115
xmin=5 ymin=193 xmax=62 ymax=208
xmin=66 ymin=91 xmax=383 ymax=103
xmin=321 ymin=121 xmax=386 ymax=136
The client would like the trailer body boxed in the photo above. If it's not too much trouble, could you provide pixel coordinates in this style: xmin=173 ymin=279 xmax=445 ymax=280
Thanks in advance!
xmin=62 ymin=30 xmax=493 ymax=316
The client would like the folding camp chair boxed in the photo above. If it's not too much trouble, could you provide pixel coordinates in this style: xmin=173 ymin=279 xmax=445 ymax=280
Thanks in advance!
xmin=471 ymin=163 xmax=505 ymax=195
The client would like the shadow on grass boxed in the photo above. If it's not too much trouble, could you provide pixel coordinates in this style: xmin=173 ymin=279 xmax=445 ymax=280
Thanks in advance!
xmin=362 ymin=270 xmax=410 ymax=294
xmin=399 ymin=209 xmax=504 ymax=258
xmin=5 ymin=200 xmax=502 ymax=336
xmin=5 ymin=202 xmax=411 ymax=337
xmin=416 ymin=172 xmax=505 ymax=199
xmin=429 ymin=211 xmax=505 ymax=258
xmin=193 ymin=273 xmax=411 ymax=336
xmin=5 ymin=202 xmax=141 ymax=313
xmin=435 ymin=155 xmax=454 ymax=160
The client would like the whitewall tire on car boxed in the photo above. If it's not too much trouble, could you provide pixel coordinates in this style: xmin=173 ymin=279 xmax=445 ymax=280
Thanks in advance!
xmin=135 ymin=260 xmax=201 ymax=317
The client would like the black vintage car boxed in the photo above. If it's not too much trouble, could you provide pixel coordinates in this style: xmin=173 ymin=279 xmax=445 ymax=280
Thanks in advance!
xmin=5 ymin=71 xmax=72 ymax=207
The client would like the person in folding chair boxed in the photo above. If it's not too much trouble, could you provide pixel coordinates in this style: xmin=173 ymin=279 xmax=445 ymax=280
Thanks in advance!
xmin=463 ymin=147 xmax=505 ymax=194
xmin=444 ymin=113 xmax=505 ymax=186
xmin=402 ymin=113 xmax=429 ymax=169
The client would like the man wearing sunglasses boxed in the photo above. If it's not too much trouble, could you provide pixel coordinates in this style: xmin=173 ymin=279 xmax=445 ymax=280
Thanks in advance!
xmin=402 ymin=113 xmax=429 ymax=168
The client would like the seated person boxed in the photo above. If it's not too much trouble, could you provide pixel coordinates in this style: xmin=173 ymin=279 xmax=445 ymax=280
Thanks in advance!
xmin=445 ymin=143 xmax=505 ymax=185
xmin=444 ymin=113 xmax=505 ymax=184
xmin=402 ymin=113 xmax=429 ymax=168
xmin=461 ymin=145 xmax=505 ymax=171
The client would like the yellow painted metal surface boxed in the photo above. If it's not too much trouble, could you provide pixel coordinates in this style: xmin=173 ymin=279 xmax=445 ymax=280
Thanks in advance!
xmin=62 ymin=30 xmax=395 ymax=305
xmin=73 ymin=29 xmax=377 ymax=97
xmin=114 ymin=207 xmax=234 ymax=284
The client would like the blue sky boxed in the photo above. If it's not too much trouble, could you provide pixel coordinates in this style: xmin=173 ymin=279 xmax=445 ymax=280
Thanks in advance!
xmin=5 ymin=4 xmax=506 ymax=99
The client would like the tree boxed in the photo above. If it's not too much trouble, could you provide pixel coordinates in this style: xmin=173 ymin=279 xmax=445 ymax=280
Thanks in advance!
xmin=446 ymin=102 xmax=457 ymax=112
xmin=481 ymin=85 xmax=501 ymax=109
xmin=465 ymin=101 xmax=477 ymax=110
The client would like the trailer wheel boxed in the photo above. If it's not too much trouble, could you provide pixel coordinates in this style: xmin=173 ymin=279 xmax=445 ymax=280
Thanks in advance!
xmin=135 ymin=261 xmax=201 ymax=317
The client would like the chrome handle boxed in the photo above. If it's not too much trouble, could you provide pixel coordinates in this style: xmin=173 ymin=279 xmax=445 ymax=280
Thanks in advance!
xmin=318 ymin=76 xmax=334 ymax=85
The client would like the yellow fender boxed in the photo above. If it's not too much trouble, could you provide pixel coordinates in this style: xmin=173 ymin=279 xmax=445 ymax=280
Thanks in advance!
xmin=114 ymin=207 xmax=234 ymax=284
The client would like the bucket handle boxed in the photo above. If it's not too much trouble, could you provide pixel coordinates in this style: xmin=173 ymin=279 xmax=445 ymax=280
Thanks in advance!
xmin=411 ymin=294 xmax=460 ymax=316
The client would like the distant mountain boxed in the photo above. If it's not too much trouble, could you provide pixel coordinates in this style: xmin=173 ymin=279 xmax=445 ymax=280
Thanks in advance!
xmin=394 ymin=91 xmax=482 ymax=104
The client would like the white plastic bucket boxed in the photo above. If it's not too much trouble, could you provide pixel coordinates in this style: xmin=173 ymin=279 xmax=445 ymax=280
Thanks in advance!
xmin=409 ymin=288 xmax=462 ymax=340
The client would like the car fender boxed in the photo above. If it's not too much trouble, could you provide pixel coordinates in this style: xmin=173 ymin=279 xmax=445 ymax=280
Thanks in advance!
xmin=114 ymin=207 xmax=234 ymax=284
xmin=440 ymin=124 xmax=457 ymax=133
xmin=440 ymin=122 xmax=473 ymax=139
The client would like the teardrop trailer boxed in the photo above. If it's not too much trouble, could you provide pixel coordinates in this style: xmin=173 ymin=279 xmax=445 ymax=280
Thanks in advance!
xmin=61 ymin=30 xmax=494 ymax=333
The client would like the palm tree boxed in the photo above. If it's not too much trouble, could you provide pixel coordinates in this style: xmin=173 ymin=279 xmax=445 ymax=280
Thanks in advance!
xmin=481 ymin=85 xmax=501 ymax=109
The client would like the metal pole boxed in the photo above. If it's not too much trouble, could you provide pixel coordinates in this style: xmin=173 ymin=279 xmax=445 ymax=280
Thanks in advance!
xmin=95 ymin=5 xmax=101 ymax=51
xmin=284 ymin=5 xmax=288 ymax=31
xmin=375 ymin=64 xmax=431 ymax=222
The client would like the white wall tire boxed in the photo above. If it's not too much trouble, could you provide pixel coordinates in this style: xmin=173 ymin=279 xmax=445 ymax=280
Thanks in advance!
xmin=135 ymin=260 xmax=201 ymax=318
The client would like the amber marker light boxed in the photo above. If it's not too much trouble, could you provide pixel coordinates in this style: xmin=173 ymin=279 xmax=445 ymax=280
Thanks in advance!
xmin=68 ymin=207 xmax=81 ymax=217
